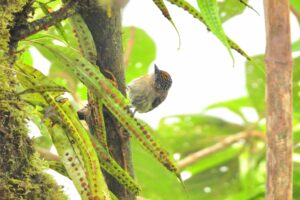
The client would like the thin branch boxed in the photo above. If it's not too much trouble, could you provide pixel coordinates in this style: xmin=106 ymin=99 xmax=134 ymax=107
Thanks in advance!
xmin=35 ymin=146 xmax=60 ymax=161
xmin=177 ymin=131 xmax=265 ymax=169
xmin=11 ymin=0 xmax=78 ymax=42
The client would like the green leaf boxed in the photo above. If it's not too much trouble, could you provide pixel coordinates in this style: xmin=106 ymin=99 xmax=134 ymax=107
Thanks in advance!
xmin=291 ymin=0 xmax=300 ymax=16
xmin=19 ymin=49 xmax=33 ymax=65
xmin=246 ymin=55 xmax=300 ymax=116
xmin=205 ymin=97 xmax=252 ymax=123
xmin=25 ymin=105 xmax=52 ymax=149
xmin=38 ymin=2 xmax=69 ymax=43
xmin=123 ymin=26 xmax=156 ymax=83
xmin=151 ymin=0 xmax=181 ymax=48
xmin=292 ymin=40 xmax=300 ymax=52
xmin=167 ymin=0 xmax=252 ymax=61
xmin=158 ymin=114 xmax=244 ymax=155
xmin=132 ymin=140 xmax=185 ymax=200
xmin=16 ymin=63 xmax=111 ymax=199
xmin=68 ymin=14 xmax=97 ymax=63
xmin=184 ymin=159 xmax=241 ymax=200
xmin=294 ymin=162 xmax=300 ymax=197
xmin=24 ymin=38 xmax=179 ymax=176
xmin=218 ymin=0 xmax=248 ymax=22
xmin=293 ymin=57 xmax=300 ymax=112
xmin=245 ymin=55 xmax=265 ymax=116
xmin=47 ymin=122 xmax=98 ymax=199
xmin=90 ymin=134 xmax=141 ymax=194
xmin=197 ymin=0 xmax=234 ymax=64
xmin=184 ymin=145 xmax=242 ymax=174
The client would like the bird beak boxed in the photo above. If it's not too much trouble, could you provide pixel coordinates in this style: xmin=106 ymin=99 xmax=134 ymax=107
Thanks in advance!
xmin=154 ymin=64 xmax=160 ymax=74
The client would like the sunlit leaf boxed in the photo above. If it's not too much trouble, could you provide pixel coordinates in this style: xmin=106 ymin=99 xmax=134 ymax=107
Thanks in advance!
xmin=291 ymin=0 xmax=300 ymax=16
xmin=23 ymin=38 xmax=179 ymax=176
xmin=292 ymin=40 xmax=300 ymax=52
xmin=245 ymin=55 xmax=265 ymax=116
xmin=152 ymin=0 xmax=181 ymax=48
xmin=123 ymin=26 xmax=156 ymax=83
xmin=184 ymin=159 xmax=240 ymax=200
xmin=218 ymin=0 xmax=248 ymax=22
xmin=205 ymin=97 xmax=252 ymax=123
xmin=25 ymin=105 xmax=52 ymax=149
xmin=197 ymin=0 xmax=234 ymax=63
xmin=166 ymin=0 xmax=251 ymax=60
xmin=132 ymin=140 xmax=185 ymax=200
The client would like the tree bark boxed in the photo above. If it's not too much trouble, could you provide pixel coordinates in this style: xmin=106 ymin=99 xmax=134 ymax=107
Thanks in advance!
xmin=79 ymin=2 xmax=135 ymax=200
xmin=0 ymin=1 xmax=67 ymax=199
xmin=264 ymin=0 xmax=293 ymax=199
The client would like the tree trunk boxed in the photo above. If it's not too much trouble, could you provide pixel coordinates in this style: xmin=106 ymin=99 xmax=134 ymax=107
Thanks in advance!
xmin=0 ymin=1 xmax=67 ymax=199
xmin=79 ymin=2 xmax=135 ymax=200
xmin=264 ymin=0 xmax=293 ymax=199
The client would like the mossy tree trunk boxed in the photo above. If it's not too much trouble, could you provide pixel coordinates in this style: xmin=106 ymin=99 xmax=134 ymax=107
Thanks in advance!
xmin=0 ymin=1 xmax=67 ymax=199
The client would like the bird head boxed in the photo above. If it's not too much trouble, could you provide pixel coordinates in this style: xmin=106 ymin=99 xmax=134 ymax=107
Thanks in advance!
xmin=154 ymin=64 xmax=172 ymax=91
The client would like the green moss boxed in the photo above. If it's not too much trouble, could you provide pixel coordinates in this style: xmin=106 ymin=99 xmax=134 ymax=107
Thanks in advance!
xmin=0 ymin=1 xmax=68 ymax=199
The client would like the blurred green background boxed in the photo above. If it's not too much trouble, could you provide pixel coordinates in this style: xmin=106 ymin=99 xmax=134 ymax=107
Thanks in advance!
xmin=24 ymin=0 xmax=300 ymax=199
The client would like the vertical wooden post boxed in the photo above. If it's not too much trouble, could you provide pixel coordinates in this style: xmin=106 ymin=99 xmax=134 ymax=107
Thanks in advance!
xmin=264 ymin=0 xmax=293 ymax=199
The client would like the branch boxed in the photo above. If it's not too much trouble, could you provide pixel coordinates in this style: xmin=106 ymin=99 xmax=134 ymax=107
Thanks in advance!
xmin=35 ymin=146 xmax=60 ymax=161
xmin=177 ymin=131 xmax=265 ymax=169
xmin=11 ymin=0 xmax=78 ymax=41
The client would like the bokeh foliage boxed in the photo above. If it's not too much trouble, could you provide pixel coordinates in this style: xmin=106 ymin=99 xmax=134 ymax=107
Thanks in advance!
xmin=17 ymin=0 xmax=300 ymax=199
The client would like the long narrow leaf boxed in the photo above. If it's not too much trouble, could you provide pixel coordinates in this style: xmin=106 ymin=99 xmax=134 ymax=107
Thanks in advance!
xmin=16 ymin=63 xmax=111 ymax=200
xmin=24 ymin=39 xmax=180 ymax=177
xmin=152 ymin=0 xmax=181 ymax=48
xmin=166 ymin=0 xmax=251 ymax=61
xmin=197 ymin=0 xmax=234 ymax=64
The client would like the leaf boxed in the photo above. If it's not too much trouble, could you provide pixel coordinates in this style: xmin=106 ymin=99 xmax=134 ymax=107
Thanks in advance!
xmin=245 ymin=55 xmax=265 ymax=116
xmin=218 ymin=0 xmax=248 ymax=22
xmin=291 ymin=0 xmax=300 ymax=16
xmin=46 ymin=97 xmax=111 ymax=200
xmin=24 ymin=105 xmax=52 ymax=149
xmin=47 ymin=122 xmax=92 ymax=199
xmin=184 ymin=145 xmax=242 ymax=174
xmin=24 ymin=38 xmax=180 ymax=177
xmin=184 ymin=159 xmax=241 ymax=200
xmin=132 ymin=140 xmax=186 ymax=200
xmin=292 ymin=40 xmax=300 ymax=52
xmin=38 ymin=1 xmax=69 ymax=43
xmin=68 ymin=14 xmax=97 ymax=64
xmin=16 ymin=63 xmax=111 ymax=199
xmin=294 ymin=162 xmax=300 ymax=197
xmin=90 ymin=134 xmax=141 ymax=195
xmin=152 ymin=0 xmax=181 ymax=48
xmin=18 ymin=85 xmax=67 ymax=95
xmin=19 ymin=49 xmax=33 ymax=65
xmin=122 ymin=26 xmax=156 ymax=83
xmin=205 ymin=97 xmax=252 ymax=123
xmin=293 ymin=57 xmax=300 ymax=112
xmin=166 ymin=0 xmax=251 ymax=60
xmin=197 ymin=0 xmax=234 ymax=64
xmin=158 ymin=114 xmax=244 ymax=155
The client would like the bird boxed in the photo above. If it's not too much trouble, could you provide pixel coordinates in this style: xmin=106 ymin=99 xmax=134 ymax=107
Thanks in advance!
xmin=127 ymin=64 xmax=172 ymax=114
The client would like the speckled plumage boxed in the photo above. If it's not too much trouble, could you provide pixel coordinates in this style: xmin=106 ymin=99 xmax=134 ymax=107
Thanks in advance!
xmin=127 ymin=65 xmax=172 ymax=113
